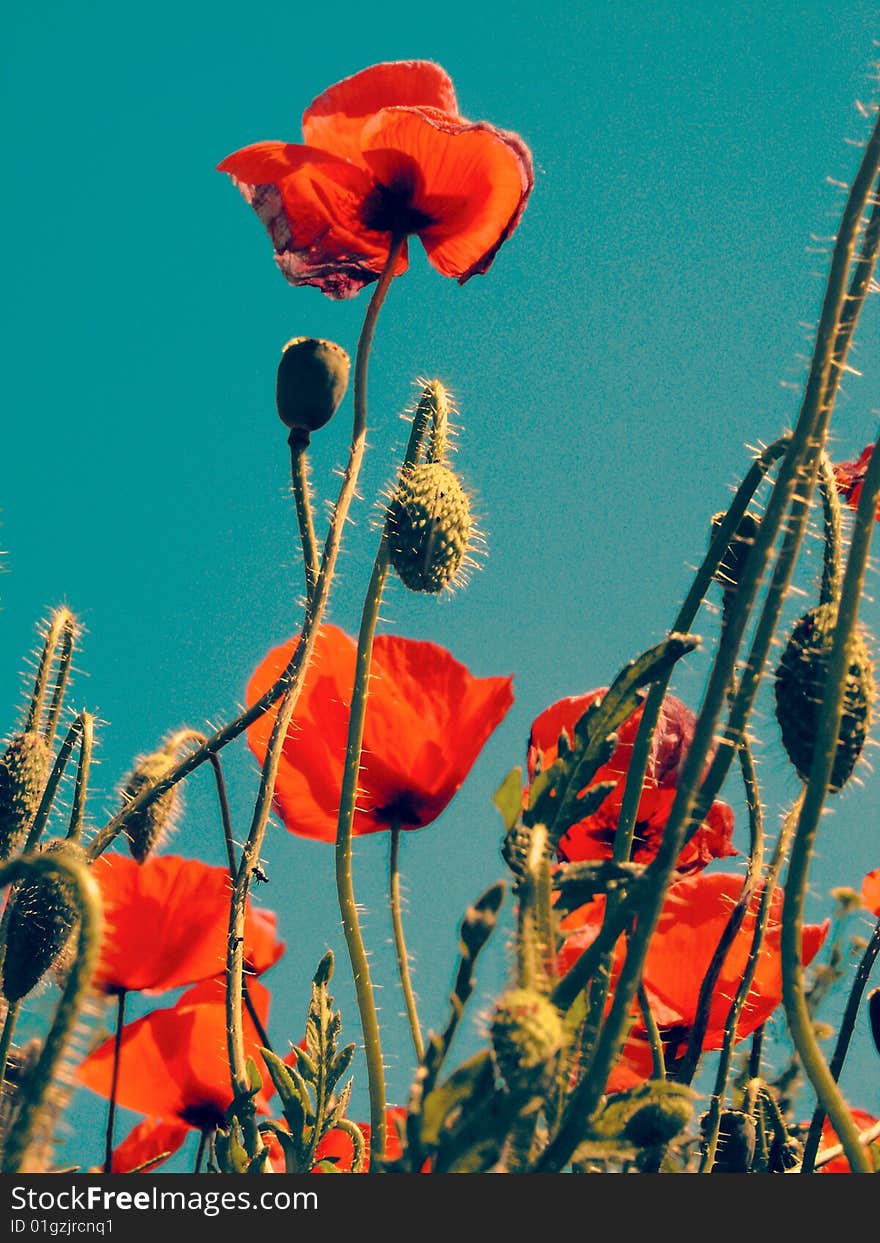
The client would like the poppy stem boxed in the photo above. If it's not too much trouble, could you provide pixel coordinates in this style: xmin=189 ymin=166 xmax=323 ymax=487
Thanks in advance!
xmin=103 ymin=990 xmax=127 ymax=1174
xmin=698 ymin=796 xmax=799 ymax=1173
xmin=289 ymin=441 xmax=321 ymax=608
xmin=0 ymin=1000 xmax=21 ymax=1100
xmin=636 ymin=981 xmax=664 ymax=1080
xmin=782 ymin=431 xmax=880 ymax=1177
xmin=225 ymin=236 xmax=406 ymax=1161
xmin=817 ymin=450 xmax=844 ymax=607
xmin=208 ymin=752 xmax=238 ymax=878
xmin=389 ymin=823 xmax=424 ymax=1063
xmin=801 ymin=914 xmax=880 ymax=1172
xmin=193 ymin=1128 xmax=210 ymax=1175
xmin=66 ymin=712 xmax=93 ymax=843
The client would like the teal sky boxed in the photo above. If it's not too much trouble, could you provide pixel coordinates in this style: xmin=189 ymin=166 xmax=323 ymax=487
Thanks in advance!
xmin=3 ymin=1 xmax=880 ymax=1171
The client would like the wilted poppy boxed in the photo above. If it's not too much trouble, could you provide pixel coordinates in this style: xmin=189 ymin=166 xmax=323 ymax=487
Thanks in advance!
xmin=558 ymin=872 xmax=829 ymax=1091
xmin=218 ymin=60 xmax=533 ymax=298
xmin=78 ymin=979 xmax=273 ymax=1135
xmin=528 ymin=690 xmax=736 ymax=873
xmin=833 ymin=446 xmax=880 ymax=518
xmin=91 ymin=853 xmax=284 ymax=995
xmin=246 ymin=625 xmax=514 ymax=842
xmin=817 ymin=1108 xmax=879 ymax=1173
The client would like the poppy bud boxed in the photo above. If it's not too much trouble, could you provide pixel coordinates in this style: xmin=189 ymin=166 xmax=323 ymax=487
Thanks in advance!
xmin=623 ymin=1090 xmax=694 ymax=1148
xmin=119 ymin=749 xmax=181 ymax=863
xmin=703 ymin=1109 xmax=756 ymax=1173
xmin=2 ymin=839 xmax=88 ymax=1003
xmin=0 ymin=732 xmax=50 ymax=862
xmin=711 ymin=510 xmax=761 ymax=596
xmin=489 ymin=988 xmax=564 ymax=1089
xmin=774 ymin=604 xmax=875 ymax=793
xmin=386 ymin=462 xmax=473 ymax=594
xmin=276 ymin=337 xmax=350 ymax=446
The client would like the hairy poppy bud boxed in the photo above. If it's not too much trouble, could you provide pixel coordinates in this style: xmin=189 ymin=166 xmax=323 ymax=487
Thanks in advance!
xmin=623 ymin=1090 xmax=694 ymax=1148
xmin=489 ymin=988 xmax=564 ymax=1089
xmin=386 ymin=462 xmax=473 ymax=594
xmin=0 ymin=732 xmax=50 ymax=862
xmin=120 ymin=749 xmax=181 ymax=863
xmin=276 ymin=337 xmax=350 ymax=445
xmin=2 ymin=840 xmax=88 ymax=1003
xmin=711 ymin=510 xmax=760 ymax=596
xmin=703 ymin=1109 xmax=756 ymax=1173
xmin=774 ymin=604 xmax=875 ymax=793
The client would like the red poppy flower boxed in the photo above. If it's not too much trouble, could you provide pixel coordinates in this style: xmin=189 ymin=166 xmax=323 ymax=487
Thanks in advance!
xmin=817 ymin=1109 xmax=879 ymax=1173
xmin=558 ymin=873 xmax=829 ymax=1091
xmin=78 ymin=978 xmax=273 ymax=1131
xmin=528 ymin=690 xmax=736 ymax=873
xmin=91 ymin=853 xmax=284 ymax=995
xmin=246 ymin=625 xmax=514 ymax=842
xmin=833 ymin=445 xmax=880 ymax=518
xmin=862 ymin=868 xmax=880 ymax=917
xmin=218 ymin=60 xmax=533 ymax=298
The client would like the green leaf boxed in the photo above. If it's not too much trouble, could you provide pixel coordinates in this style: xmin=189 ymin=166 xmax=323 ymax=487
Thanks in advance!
xmin=492 ymin=767 xmax=523 ymax=831
xmin=551 ymin=860 xmax=646 ymax=914
xmin=261 ymin=1047 xmax=311 ymax=1140
xmin=420 ymin=1050 xmax=496 ymax=1149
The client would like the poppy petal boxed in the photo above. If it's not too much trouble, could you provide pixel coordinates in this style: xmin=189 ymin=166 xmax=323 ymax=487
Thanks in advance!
xmin=302 ymin=61 xmax=458 ymax=163
xmin=109 ymin=1118 xmax=190 ymax=1174
xmin=91 ymin=853 xmax=284 ymax=994
xmin=862 ymin=868 xmax=880 ymax=917
xmin=218 ymin=142 xmax=405 ymax=298
xmin=359 ymin=107 xmax=533 ymax=281
xmin=77 ymin=979 xmax=272 ymax=1124
xmin=245 ymin=626 xmax=513 ymax=840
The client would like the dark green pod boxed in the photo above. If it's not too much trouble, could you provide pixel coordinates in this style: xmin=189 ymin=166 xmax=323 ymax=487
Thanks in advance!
xmin=386 ymin=462 xmax=472 ymax=594
xmin=2 ymin=840 xmax=88 ymax=1003
xmin=0 ymin=732 xmax=50 ymax=862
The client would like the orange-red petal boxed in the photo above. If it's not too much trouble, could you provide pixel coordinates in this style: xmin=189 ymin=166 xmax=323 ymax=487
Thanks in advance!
xmin=109 ymin=1118 xmax=190 ymax=1174
xmin=77 ymin=979 xmax=272 ymax=1125
xmin=91 ymin=853 xmax=284 ymax=994
xmin=302 ymin=61 xmax=458 ymax=164
xmin=359 ymin=107 xmax=533 ymax=281
xmin=218 ymin=141 xmax=405 ymax=298
xmin=818 ymin=1109 xmax=879 ymax=1172
xmin=246 ymin=626 xmax=513 ymax=841
xmin=862 ymin=868 xmax=880 ymax=917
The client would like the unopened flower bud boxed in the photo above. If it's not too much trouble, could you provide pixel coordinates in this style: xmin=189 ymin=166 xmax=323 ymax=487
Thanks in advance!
xmin=489 ymin=988 xmax=564 ymax=1089
xmin=0 ymin=732 xmax=50 ymax=862
xmin=386 ymin=462 xmax=473 ymax=594
xmin=2 ymin=840 xmax=88 ymax=1003
xmin=774 ymin=604 xmax=874 ymax=793
xmin=623 ymin=1090 xmax=694 ymax=1147
xmin=120 ymin=749 xmax=181 ymax=863
xmin=703 ymin=1109 xmax=756 ymax=1173
xmin=276 ymin=337 xmax=350 ymax=445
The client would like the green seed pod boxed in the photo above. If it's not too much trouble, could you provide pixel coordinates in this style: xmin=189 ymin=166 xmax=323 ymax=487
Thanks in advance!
xmin=386 ymin=462 xmax=473 ymax=594
xmin=2 ymin=840 xmax=88 ymax=1003
xmin=276 ymin=337 xmax=350 ymax=445
xmin=489 ymin=988 xmax=564 ymax=1089
xmin=623 ymin=1091 xmax=694 ymax=1148
xmin=774 ymin=604 xmax=875 ymax=793
xmin=0 ymin=732 xmax=50 ymax=862
xmin=710 ymin=510 xmax=760 ymax=596
xmin=120 ymin=749 xmax=181 ymax=863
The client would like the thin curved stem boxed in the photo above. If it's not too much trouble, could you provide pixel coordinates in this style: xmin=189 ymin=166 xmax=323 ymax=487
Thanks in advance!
xmin=103 ymin=990 xmax=127 ymax=1173
xmin=24 ymin=610 xmax=76 ymax=740
xmin=42 ymin=619 xmax=77 ymax=750
xmin=66 ymin=712 xmax=93 ymax=843
xmin=390 ymin=824 xmax=424 ymax=1064
xmin=637 ymin=981 xmax=664 ymax=1080
xmin=783 ymin=433 xmax=880 ymax=1177
xmin=225 ymin=237 xmax=405 ymax=1160
xmin=818 ymin=450 xmax=844 ymax=606
xmin=290 ymin=441 xmax=320 ymax=607
xmin=0 ymin=1000 xmax=21 ymax=1100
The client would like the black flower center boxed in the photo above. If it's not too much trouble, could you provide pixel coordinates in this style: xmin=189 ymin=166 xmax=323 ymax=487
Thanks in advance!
xmin=362 ymin=172 xmax=435 ymax=236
